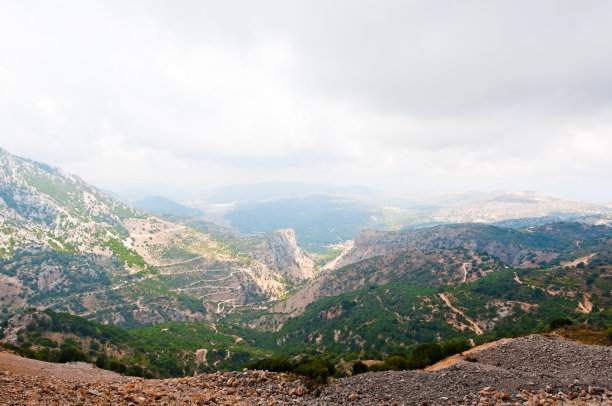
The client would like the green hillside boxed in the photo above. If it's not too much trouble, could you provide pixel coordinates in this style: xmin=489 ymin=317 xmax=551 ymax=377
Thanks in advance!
xmin=3 ymin=249 xmax=609 ymax=377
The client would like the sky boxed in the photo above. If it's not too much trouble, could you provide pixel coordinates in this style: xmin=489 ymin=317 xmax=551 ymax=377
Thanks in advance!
xmin=1 ymin=1 xmax=612 ymax=201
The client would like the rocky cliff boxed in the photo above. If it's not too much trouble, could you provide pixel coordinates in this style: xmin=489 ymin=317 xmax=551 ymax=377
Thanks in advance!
xmin=238 ymin=229 xmax=316 ymax=283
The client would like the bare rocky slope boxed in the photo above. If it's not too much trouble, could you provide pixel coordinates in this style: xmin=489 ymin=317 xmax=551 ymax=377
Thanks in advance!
xmin=1 ymin=334 xmax=610 ymax=405
xmin=312 ymin=334 xmax=611 ymax=405
xmin=0 ymin=148 xmax=313 ymax=326
xmin=229 ymin=229 xmax=316 ymax=283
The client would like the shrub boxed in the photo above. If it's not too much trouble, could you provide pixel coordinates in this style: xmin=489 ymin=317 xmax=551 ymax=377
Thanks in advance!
xmin=246 ymin=358 xmax=292 ymax=372
xmin=605 ymin=328 xmax=612 ymax=343
xmin=246 ymin=357 xmax=336 ymax=384
xmin=549 ymin=317 xmax=573 ymax=330
xmin=441 ymin=339 xmax=471 ymax=357
xmin=383 ymin=355 xmax=409 ymax=371
xmin=58 ymin=346 xmax=88 ymax=363
xmin=60 ymin=338 xmax=79 ymax=349
xmin=409 ymin=343 xmax=444 ymax=369
xmin=95 ymin=354 xmax=108 ymax=369
xmin=36 ymin=337 xmax=57 ymax=348
xmin=363 ymin=349 xmax=382 ymax=360
xmin=352 ymin=361 xmax=368 ymax=375
xmin=368 ymin=363 xmax=389 ymax=372
xmin=294 ymin=358 xmax=335 ymax=384
xmin=126 ymin=365 xmax=145 ymax=377
xmin=108 ymin=359 xmax=127 ymax=373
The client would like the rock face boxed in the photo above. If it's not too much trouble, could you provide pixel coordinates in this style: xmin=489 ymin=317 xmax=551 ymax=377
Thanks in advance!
xmin=36 ymin=264 xmax=64 ymax=292
xmin=131 ymin=309 xmax=165 ymax=325
xmin=335 ymin=226 xmax=531 ymax=269
xmin=1 ymin=312 xmax=51 ymax=345
xmin=0 ymin=147 xmax=138 ymax=254
xmin=246 ymin=229 xmax=316 ymax=283
xmin=223 ymin=228 xmax=317 ymax=286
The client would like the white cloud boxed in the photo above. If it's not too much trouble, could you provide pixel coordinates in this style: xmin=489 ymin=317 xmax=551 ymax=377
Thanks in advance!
xmin=0 ymin=1 xmax=611 ymax=200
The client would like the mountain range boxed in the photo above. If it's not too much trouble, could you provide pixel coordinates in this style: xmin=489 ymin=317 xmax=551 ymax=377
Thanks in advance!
xmin=0 ymin=148 xmax=314 ymax=326
xmin=0 ymin=147 xmax=610 ymax=381
xmin=116 ymin=185 xmax=612 ymax=252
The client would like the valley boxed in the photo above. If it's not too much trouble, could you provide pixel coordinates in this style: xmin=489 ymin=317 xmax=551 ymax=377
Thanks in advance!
xmin=3 ymin=2 xmax=612 ymax=403
xmin=0 ymin=149 xmax=610 ymax=403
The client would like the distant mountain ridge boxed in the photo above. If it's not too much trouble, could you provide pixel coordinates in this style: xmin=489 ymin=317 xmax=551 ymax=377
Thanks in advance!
xmin=428 ymin=190 xmax=611 ymax=224
xmin=133 ymin=195 xmax=203 ymax=218
xmin=209 ymin=188 xmax=612 ymax=252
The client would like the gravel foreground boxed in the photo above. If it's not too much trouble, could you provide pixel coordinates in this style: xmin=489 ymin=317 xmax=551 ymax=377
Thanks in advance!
xmin=0 ymin=335 xmax=610 ymax=405
xmin=312 ymin=335 xmax=612 ymax=405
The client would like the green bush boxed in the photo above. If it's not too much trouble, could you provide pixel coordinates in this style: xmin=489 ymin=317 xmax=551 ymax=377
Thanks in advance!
xmin=409 ymin=342 xmax=444 ymax=369
xmin=383 ymin=355 xmax=409 ymax=371
xmin=352 ymin=361 xmax=368 ymax=375
xmin=368 ymin=363 xmax=388 ymax=372
xmin=58 ymin=346 xmax=88 ymax=363
xmin=294 ymin=358 xmax=335 ymax=384
xmin=246 ymin=357 xmax=335 ymax=383
xmin=363 ymin=349 xmax=382 ymax=360
xmin=246 ymin=358 xmax=293 ymax=372
xmin=549 ymin=317 xmax=573 ymax=330
xmin=95 ymin=354 xmax=108 ymax=369
xmin=441 ymin=339 xmax=471 ymax=357
xmin=60 ymin=338 xmax=79 ymax=349
xmin=108 ymin=359 xmax=127 ymax=373
xmin=126 ymin=365 xmax=145 ymax=377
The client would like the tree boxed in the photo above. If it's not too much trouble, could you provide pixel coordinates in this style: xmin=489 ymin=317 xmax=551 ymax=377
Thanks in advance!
xmin=352 ymin=361 xmax=368 ymax=375
xmin=549 ymin=317 xmax=572 ymax=330
xmin=58 ymin=346 xmax=87 ymax=363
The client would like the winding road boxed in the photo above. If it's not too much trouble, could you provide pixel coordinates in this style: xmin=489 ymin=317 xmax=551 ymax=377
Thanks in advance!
xmin=438 ymin=293 xmax=483 ymax=335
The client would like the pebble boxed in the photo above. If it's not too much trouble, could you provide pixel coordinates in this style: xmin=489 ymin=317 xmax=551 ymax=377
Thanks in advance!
xmin=0 ymin=368 xmax=310 ymax=405
xmin=308 ymin=335 xmax=612 ymax=405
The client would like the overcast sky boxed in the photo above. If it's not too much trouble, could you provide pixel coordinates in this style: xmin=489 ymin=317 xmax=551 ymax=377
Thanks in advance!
xmin=1 ymin=1 xmax=611 ymax=201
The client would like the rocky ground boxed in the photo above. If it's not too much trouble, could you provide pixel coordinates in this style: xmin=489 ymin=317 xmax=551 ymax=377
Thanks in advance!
xmin=0 ymin=335 xmax=610 ymax=405
xmin=0 ymin=354 xmax=309 ymax=405
xmin=312 ymin=335 xmax=612 ymax=405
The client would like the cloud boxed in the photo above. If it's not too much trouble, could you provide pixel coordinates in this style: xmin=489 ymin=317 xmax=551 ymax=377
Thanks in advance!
xmin=0 ymin=1 xmax=611 ymax=200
